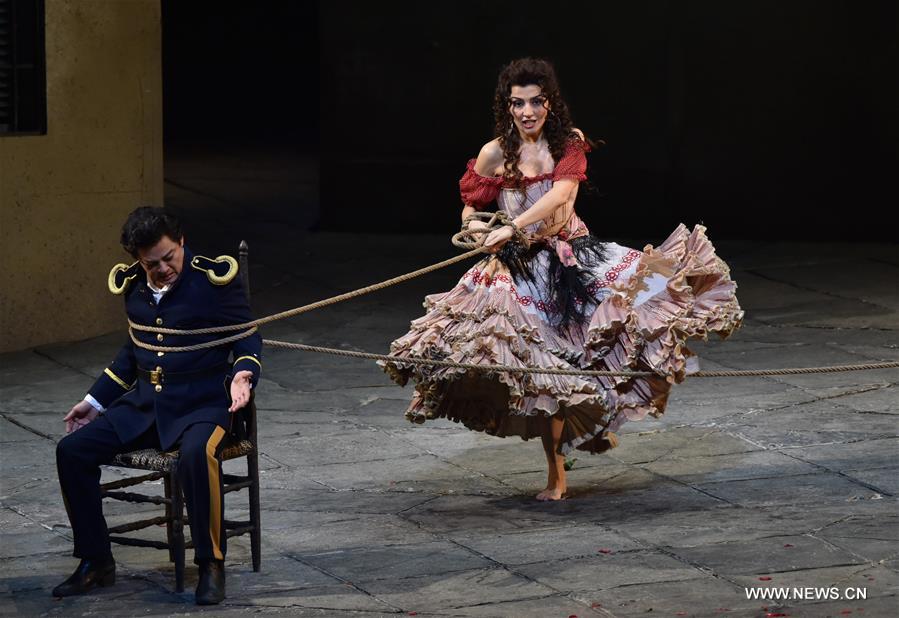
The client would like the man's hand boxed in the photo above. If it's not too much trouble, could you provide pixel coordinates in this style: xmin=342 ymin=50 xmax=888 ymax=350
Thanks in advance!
xmin=64 ymin=400 xmax=99 ymax=434
xmin=229 ymin=370 xmax=253 ymax=413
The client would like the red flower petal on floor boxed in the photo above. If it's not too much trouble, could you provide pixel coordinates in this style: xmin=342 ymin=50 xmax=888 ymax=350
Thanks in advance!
xmin=591 ymin=603 xmax=602 ymax=608
xmin=765 ymin=613 xmax=789 ymax=617
xmin=783 ymin=543 xmax=794 ymax=548
xmin=841 ymin=611 xmax=853 ymax=615
xmin=759 ymin=576 xmax=773 ymax=581
xmin=408 ymin=613 xmax=417 ymax=616
xmin=597 ymin=548 xmax=613 ymax=554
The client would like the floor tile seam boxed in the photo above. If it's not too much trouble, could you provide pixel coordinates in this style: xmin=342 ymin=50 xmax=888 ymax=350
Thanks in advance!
xmin=222 ymin=599 xmax=399 ymax=613
xmin=718 ymin=382 xmax=893 ymax=418
xmin=496 ymin=547 xmax=666 ymax=569
xmin=728 ymin=561 xmax=878 ymax=578
xmin=656 ymin=530 xmax=869 ymax=551
xmin=0 ymin=409 xmax=71 ymax=415
xmin=745 ymin=317 xmax=899 ymax=333
xmin=822 ymin=341 xmax=899 ymax=364
xmin=1 ymin=504 xmax=71 ymax=542
xmin=285 ymin=452 xmax=443 ymax=469
xmin=834 ymin=470 xmax=896 ymax=497
xmin=635 ymin=447 xmax=821 ymax=468
xmin=809 ymin=534 xmax=899 ymax=567
xmin=538 ymin=517 xmax=744 ymax=591
xmin=0 ymin=476 xmax=54 ymax=495
xmin=378 ymin=428 xmax=518 ymax=491
xmin=0 ymin=548 xmax=74 ymax=562
xmin=775 ymin=451 xmax=896 ymax=496
xmin=720 ymin=429 xmax=899 ymax=452
xmin=30 ymin=348 xmax=97 ymax=380
xmin=0 ymin=413 xmax=56 ymax=442
xmin=445 ymin=591 xmax=602 ymax=614
xmin=742 ymin=269 xmax=896 ymax=312
xmin=692 ymin=467 xmax=879 ymax=487
xmin=629 ymin=465 xmax=741 ymax=507
xmin=285 ymin=382 xmax=402 ymax=394
xmin=781 ymin=381 xmax=899 ymax=405
xmin=384 ymin=513 xmax=596 ymax=613
xmin=281 ymin=550 xmax=405 ymax=612
xmin=296 ymin=562 xmax=526 ymax=598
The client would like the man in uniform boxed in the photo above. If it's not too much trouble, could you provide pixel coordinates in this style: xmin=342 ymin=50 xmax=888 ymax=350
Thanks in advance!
xmin=53 ymin=206 xmax=262 ymax=605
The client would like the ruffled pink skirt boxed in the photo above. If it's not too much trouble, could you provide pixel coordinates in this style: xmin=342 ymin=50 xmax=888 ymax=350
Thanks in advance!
xmin=381 ymin=224 xmax=743 ymax=455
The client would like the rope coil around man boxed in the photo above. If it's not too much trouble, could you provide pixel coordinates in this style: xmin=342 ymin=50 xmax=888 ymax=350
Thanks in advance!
xmin=125 ymin=213 xmax=899 ymax=378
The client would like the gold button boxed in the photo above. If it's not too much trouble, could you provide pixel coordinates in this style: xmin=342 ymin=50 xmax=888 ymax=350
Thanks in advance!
xmin=156 ymin=334 xmax=164 ymax=342
xmin=155 ymin=384 xmax=162 ymax=393
xmin=157 ymin=351 xmax=165 ymax=357
xmin=155 ymin=317 xmax=163 ymax=325
xmin=155 ymin=366 xmax=162 ymax=372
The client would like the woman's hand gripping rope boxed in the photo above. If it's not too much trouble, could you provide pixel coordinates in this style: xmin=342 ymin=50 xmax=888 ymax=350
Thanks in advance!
xmin=452 ymin=211 xmax=529 ymax=254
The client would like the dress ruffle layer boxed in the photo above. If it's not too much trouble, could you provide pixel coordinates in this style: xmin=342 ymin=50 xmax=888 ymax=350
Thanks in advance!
xmin=381 ymin=224 xmax=743 ymax=455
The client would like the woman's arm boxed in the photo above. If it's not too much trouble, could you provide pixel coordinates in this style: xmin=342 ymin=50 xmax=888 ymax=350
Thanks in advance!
xmin=483 ymin=181 xmax=576 ymax=250
xmin=510 ymin=179 xmax=577 ymax=229
xmin=463 ymin=139 xmax=504 ymax=225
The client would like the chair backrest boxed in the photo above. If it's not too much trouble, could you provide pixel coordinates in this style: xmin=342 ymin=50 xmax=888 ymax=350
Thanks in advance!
xmin=238 ymin=240 xmax=258 ymax=444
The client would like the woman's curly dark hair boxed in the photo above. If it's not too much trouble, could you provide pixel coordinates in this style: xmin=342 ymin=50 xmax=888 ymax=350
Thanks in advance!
xmin=493 ymin=57 xmax=583 ymax=187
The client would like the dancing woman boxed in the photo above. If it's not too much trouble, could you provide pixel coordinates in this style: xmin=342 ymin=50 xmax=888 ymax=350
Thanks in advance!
xmin=382 ymin=58 xmax=743 ymax=501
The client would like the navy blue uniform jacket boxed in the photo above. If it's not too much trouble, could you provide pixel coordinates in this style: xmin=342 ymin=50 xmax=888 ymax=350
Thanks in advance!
xmin=89 ymin=247 xmax=263 ymax=450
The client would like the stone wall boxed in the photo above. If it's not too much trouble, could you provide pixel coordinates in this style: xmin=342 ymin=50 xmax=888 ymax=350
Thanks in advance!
xmin=0 ymin=0 xmax=163 ymax=352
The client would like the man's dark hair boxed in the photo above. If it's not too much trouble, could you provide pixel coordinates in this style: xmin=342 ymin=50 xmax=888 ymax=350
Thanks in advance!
xmin=120 ymin=206 xmax=184 ymax=257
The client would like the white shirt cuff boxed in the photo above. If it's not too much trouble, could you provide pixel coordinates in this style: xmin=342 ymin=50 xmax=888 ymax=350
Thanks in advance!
xmin=84 ymin=394 xmax=106 ymax=413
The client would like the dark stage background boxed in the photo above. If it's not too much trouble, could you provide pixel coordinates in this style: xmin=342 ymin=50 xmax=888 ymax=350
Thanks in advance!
xmin=163 ymin=1 xmax=898 ymax=241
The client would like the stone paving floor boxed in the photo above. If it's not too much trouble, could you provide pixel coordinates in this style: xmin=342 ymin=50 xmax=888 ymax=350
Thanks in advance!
xmin=1 ymin=209 xmax=897 ymax=617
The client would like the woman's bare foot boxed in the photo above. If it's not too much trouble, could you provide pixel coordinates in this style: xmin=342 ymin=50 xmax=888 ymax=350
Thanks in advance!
xmin=535 ymin=485 xmax=567 ymax=501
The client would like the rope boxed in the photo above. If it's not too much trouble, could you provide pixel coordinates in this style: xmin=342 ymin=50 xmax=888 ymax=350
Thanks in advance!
xmin=263 ymin=339 xmax=899 ymax=378
xmin=121 ymin=214 xmax=899 ymax=379
xmin=263 ymin=339 xmax=654 ymax=377
xmin=131 ymin=247 xmax=484 ymax=336
xmin=129 ymin=212 xmax=521 ymax=338
xmin=452 ymin=211 xmax=529 ymax=250
xmin=129 ymin=326 xmax=258 ymax=353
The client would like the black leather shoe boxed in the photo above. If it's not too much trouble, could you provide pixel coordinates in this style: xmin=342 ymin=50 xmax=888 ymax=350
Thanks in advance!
xmin=195 ymin=559 xmax=225 ymax=605
xmin=51 ymin=556 xmax=116 ymax=597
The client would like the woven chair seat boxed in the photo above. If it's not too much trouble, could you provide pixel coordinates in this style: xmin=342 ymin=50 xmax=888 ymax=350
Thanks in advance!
xmin=110 ymin=439 xmax=255 ymax=472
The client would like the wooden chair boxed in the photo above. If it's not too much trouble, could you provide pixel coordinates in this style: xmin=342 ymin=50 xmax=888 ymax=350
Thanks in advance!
xmin=99 ymin=241 xmax=261 ymax=592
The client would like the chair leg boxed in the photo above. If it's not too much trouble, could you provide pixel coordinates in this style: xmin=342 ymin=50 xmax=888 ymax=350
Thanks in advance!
xmin=247 ymin=451 xmax=261 ymax=572
xmin=170 ymin=467 xmax=186 ymax=593
xmin=164 ymin=475 xmax=175 ymax=563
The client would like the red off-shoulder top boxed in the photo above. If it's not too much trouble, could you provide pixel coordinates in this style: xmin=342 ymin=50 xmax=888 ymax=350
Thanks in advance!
xmin=459 ymin=138 xmax=590 ymax=210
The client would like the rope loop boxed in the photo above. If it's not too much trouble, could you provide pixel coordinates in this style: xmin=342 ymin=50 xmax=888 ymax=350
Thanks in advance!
xmin=452 ymin=211 xmax=530 ymax=251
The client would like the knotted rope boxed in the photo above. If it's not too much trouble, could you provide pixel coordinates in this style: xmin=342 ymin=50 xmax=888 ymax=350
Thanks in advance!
xmin=128 ymin=212 xmax=518 ymax=339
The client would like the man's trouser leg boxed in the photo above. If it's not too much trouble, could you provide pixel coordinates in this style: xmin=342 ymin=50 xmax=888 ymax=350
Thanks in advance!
xmin=56 ymin=415 xmax=157 ymax=559
xmin=177 ymin=422 xmax=228 ymax=563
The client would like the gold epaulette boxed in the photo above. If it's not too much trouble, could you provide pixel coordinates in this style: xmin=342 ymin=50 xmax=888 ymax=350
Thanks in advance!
xmin=108 ymin=261 xmax=141 ymax=295
xmin=191 ymin=254 xmax=238 ymax=285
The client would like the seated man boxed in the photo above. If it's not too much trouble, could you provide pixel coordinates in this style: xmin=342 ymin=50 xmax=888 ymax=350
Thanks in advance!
xmin=54 ymin=206 xmax=262 ymax=605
